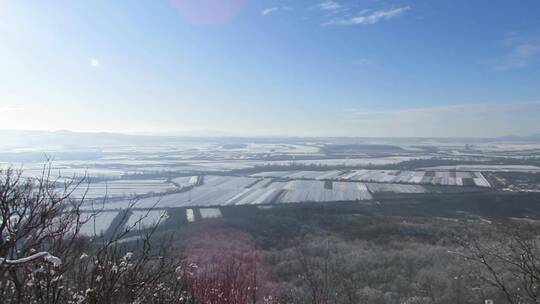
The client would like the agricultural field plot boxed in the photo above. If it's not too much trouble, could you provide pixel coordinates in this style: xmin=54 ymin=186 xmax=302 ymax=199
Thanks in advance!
xmin=252 ymin=170 xmax=343 ymax=180
xmin=341 ymin=170 xmax=491 ymax=188
xmin=78 ymin=211 xmax=119 ymax=236
xmin=70 ymin=179 xmax=177 ymax=199
xmin=223 ymin=187 xmax=284 ymax=205
xmin=125 ymin=210 xmax=169 ymax=229
xmin=203 ymin=175 xmax=259 ymax=188
xmin=86 ymin=175 xmax=375 ymax=209
xmin=279 ymin=180 xmax=373 ymax=203
xmin=171 ymin=176 xmax=200 ymax=188
xmin=183 ymin=208 xmax=223 ymax=222
xmin=186 ymin=209 xmax=196 ymax=222
xmin=123 ymin=187 xmax=244 ymax=208
xmin=199 ymin=208 xmax=223 ymax=219
xmin=261 ymin=156 xmax=425 ymax=167
xmin=0 ymin=162 xmax=126 ymax=181
xmin=252 ymin=171 xmax=298 ymax=178
xmin=284 ymin=170 xmax=342 ymax=180
xmin=251 ymin=169 xmax=491 ymax=188
xmin=1 ymin=152 xmax=430 ymax=181
xmin=251 ymin=170 xmax=338 ymax=180
xmin=421 ymin=165 xmax=540 ymax=173
xmin=366 ymin=183 xmax=428 ymax=194
xmin=89 ymin=176 xmax=265 ymax=209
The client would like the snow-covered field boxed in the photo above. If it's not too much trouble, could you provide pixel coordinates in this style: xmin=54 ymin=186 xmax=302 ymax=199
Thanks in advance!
xmin=420 ymin=165 xmax=540 ymax=173
xmin=251 ymin=169 xmax=491 ymax=188
xmin=252 ymin=170 xmax=343 ymax=180
xmin=78 ymin=211 xmax=119 ymax=236
xmin=1 ymin=153 xmax=424 ymax=181
xmin=9 ymin=137 xmax=540 ymax=216
xmin=171 ymin=176 xmax=200 ymax=187
xmin=70 ymin=179 xmax=177 ymax=199
xmin=0 ymin=162 xmax=126 ymax=181
xmin=280 ymin=181 xmax=372 ymax=203
xmin=342 ymin=170 xmax=491 ymax=187
xmin=186 ymin=209 xmax=195 ymax=222
xmin=258 ymin=156 xmax=423 ymax=167
xmin=366 ymin=183 xmax=428 ymax=194
xmin=199 ymin=208 xmax=223 ymax=219
xmin=85 ymin=175 xmax=374 ymax=209
xmin=125 ymin=210 xmax=168 ymax=229
xmin=76 ymin=165 xmax=501 ymax=210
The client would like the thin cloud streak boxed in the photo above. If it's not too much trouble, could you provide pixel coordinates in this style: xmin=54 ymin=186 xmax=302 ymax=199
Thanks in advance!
xmin=352 ymin=59 xmax=374 ymax=66
xmin=316 ymin=1 xmax=342 ymax=11
xmin=262 ymin=6 xmax=292 ymax=16
xmin=345 ymin=101 xmax=540 ymax=117
xmin=326 ymin=6 xmax=410 ymax=26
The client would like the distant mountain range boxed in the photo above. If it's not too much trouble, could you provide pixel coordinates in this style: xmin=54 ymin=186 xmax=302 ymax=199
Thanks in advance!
xmin=495 ymin=134 xmax=540 ymax=142
xmin=1 ymin=129 xmax=540 ymax=152
xmin=0 ymin=129 xmax=288 ymax=152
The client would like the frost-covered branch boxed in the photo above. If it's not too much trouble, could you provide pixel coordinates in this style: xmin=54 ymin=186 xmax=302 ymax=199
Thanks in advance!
xmin=0 ymin=251 xmax=61 ymax=267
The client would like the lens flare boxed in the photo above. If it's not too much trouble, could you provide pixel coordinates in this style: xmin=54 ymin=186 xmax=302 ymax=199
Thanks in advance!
xmin=90 ymin=59 xmax=100 ymax=68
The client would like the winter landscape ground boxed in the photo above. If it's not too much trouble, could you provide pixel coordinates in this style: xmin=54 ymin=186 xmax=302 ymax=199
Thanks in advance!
xmin=2 ymin=131 xmax=540 ymax=237
xmin=3 ymin=133 xmax=540 ymax=303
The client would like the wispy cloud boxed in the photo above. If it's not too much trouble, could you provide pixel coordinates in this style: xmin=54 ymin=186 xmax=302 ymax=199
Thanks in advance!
xmin=345 ymin=101 xmax=540 ymax=118
xmin=262 ymin=6 xmax=292 ymax=16
xmin=0 ymin=106 xmax=25 ymax=113
xmin=316 ymin=1 xmax=342 ymax=12
xmin=352 ymin=59 xmax=374 ymax=66
xmin=326 ymin=6 xmax=410 ymax=26
xmin=492 ymin=35 xmax=540 ymax=71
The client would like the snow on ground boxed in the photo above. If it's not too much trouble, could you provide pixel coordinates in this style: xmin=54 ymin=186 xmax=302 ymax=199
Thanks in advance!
xmin=260 ymin=156 xmax=422 ymax=167
xmin=251 ymin=170 xmax=342 ymax=180
xmin=203 ymin=175 xmax=258 ymax=188
xmin=79 ymin=164 xmax=499 ymax=211
xmin=186 ymin=209 xmax=195 ymax=222
xmin=171 ymin=176 xmax=199 ymax=187
xmin=366 ymin=183 xmax=428 ymax=194
xmin=280 ymin=180 xmax=372 ymax=203
xmin=70 ymin=179 xmax=177 ymax=199
xmin=199 ymin=208 xmax=222 ymax=219
xmin=225 ymin=187 xmax=284 ymax=205
xmin=420 ymin=165 xmax=540 ymax=173
xmin=252 ymin=169 xmax=490 ymax=188
xmin=125 ymin=210 xmax=168 ymax=229
xmin=89 ymin=175 xmax=373 ymax=209
xmin=252 ymin=171 xmax=298 ymax=178
xmin=78 ymin=211 xmax=119 ymax=236
xmin=342 ymin=170 xmax=490 ymax=187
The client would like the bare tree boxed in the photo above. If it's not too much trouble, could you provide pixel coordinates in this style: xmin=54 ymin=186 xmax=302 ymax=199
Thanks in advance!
xmin=0 ymin=166 xmax=186 ymax=304
xmin=0 ymin=165 xmax=93 ymax=302
xmin=457 ymin=224 xmax=540 ymax=304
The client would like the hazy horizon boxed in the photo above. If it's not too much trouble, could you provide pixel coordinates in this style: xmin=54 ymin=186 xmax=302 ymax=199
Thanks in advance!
xmin=1 ymin=1 xmax=540 ymax=137
xmin=1 ymin=127 xmax=540 ymax=139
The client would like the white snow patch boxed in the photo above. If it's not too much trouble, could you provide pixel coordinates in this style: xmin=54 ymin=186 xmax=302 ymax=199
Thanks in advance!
xmin=199 ymin=208 xmax=222 ymax=219
xmin=186 ymin=209 xmax=195 ymax=222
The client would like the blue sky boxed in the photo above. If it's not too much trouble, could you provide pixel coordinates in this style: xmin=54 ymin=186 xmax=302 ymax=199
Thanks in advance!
xmin=1 ymin=0 xmax=539 ymax=137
